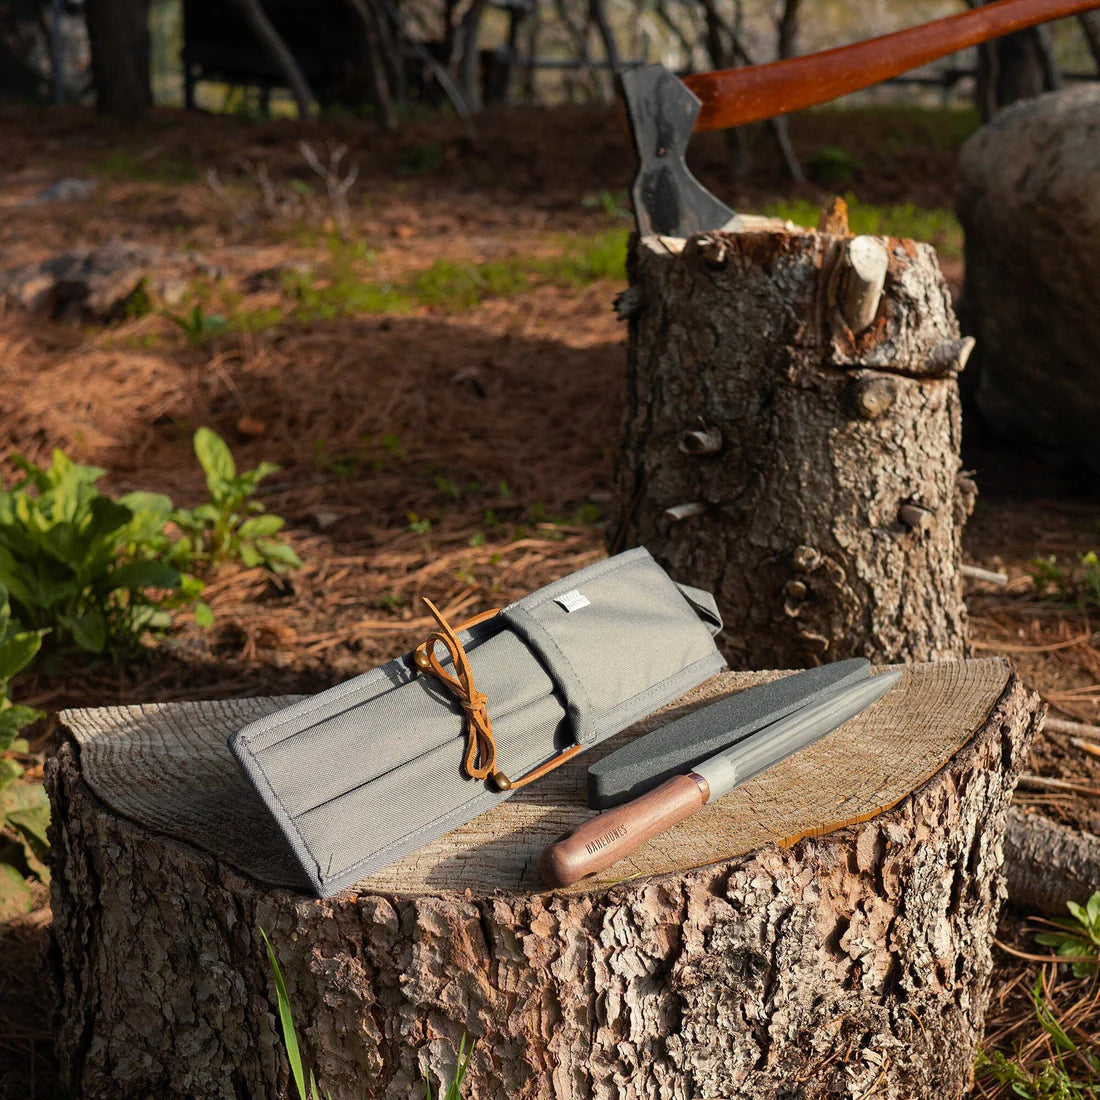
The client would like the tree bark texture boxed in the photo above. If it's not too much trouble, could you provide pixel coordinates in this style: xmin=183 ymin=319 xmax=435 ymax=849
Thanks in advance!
xmin=612 ymin=224 xmax=974 ymax=671
xmin=84 ymin=0 xmax=152 ymax=122
xmin=45 ymin=660 xmax=1038 ymax=1099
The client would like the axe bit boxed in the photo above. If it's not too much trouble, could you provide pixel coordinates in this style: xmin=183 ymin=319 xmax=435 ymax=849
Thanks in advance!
xmin=619 ymin=0 xmax=1100 ymax=239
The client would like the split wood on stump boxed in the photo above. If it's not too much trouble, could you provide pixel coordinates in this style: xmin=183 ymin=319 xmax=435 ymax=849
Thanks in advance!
xmin=612 ymin=209 xmax=975 ymax=669
xmin=47 ymin=658 xmax=1039 ymax=1099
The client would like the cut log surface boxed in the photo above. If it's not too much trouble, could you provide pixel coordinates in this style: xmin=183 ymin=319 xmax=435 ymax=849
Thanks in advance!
xmin=47 ymin=657 xmax=1039 ymax=1099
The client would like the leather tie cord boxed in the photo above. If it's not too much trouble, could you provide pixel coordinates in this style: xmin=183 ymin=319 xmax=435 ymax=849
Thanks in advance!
xmin=414 ymin=599 xmax=504 ymax=786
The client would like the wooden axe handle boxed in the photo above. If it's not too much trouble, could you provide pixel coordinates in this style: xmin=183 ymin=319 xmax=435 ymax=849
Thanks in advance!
xmin=685 ymin=0 xmax=1098 ymax=133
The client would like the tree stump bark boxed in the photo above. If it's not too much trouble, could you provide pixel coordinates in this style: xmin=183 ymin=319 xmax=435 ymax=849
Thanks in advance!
xmin=45 ymin=660 xmax=1038 ymax=1100
xmin=612 ymin=218 xmax=974 ymax=669
xmin=45 ymin=658 xmax=1038 ymax=1099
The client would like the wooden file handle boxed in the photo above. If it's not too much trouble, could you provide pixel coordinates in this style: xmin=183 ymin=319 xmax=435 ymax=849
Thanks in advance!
xmin=685 ymin=0 xmax=1099 ymax=133
xmin=538 ymin=773 xmax=711 ymax=887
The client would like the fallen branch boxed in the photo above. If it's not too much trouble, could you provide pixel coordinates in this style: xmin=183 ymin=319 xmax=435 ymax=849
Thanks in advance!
xmin=1017 ymin=774 xmax=1100 ymax=797
xmin=1045 ymin=716 xmax=1100 ymax=742
xmin=1005 ymin=808 xmax=1100 ymax=917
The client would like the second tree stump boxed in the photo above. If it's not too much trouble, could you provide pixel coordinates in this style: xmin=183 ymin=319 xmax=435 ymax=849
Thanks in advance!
xmin=613 ymin=215 xmax=975 ymax=668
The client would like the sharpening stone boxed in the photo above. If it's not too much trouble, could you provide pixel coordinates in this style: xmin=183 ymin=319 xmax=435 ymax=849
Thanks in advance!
xmin=587 ymin=657 xmax=871 ymax=809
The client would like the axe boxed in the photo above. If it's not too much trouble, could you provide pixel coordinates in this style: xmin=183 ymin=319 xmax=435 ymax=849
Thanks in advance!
xmin=621 ymin=0 xmax=1100 ymax=238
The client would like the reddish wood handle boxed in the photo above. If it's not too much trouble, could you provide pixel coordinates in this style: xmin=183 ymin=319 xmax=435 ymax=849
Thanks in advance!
xmin=538 ymin=774 xmax=710 ymax=887
xmin=685 ymin=0 xmax=1099 ymax=133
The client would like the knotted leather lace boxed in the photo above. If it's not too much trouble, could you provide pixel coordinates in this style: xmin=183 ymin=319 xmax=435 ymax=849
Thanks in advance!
xmin=414 ymin=599 xmax=503 ymax=783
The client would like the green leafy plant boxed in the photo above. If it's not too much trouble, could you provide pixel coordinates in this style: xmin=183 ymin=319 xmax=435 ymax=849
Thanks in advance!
xmin=1030 ymin=553 xmax=1100 ymax=609
xmin=0 ymin=450 xmax=199 ymax=655
xmin=0 ymin=581 xmax=47 ymax=917
xmin=1035 ymin=893 xmax=1100 ymax=978
xmin=171 ymin=428 xmax=302 ymax=575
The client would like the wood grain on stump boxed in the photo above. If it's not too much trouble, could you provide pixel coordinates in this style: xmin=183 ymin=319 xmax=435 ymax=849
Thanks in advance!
xmin=46 ymin=658 xmax=1038 ymax=1099
xmin=612 ymin=222 xmax=974 ymax=669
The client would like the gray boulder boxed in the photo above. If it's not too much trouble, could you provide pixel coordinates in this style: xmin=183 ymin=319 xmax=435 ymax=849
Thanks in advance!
xmin=0 ymin=240 xmax=221 ymax=323
xmin=957 ymin=85 xmax=1100 ymax=472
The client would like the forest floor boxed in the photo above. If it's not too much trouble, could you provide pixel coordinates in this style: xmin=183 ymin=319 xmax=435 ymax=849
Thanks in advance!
xmin=0 ymin=99 xmax=1098 ymax=1097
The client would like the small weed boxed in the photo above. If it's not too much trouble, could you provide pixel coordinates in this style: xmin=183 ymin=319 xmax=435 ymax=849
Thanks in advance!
xmin=426 ymin=1034 xmax=473 ymax=1100
xmin=406 ymin=513 xmax=432 ymax=535
xmin=164 ymin=303 xmax=229 ymax=346
xmin=976 ymin=894 xmax=1100 ymax=1098
xmin=260 ymin=928 xmax=332 ymax=1100
xmin=171 ymin=428 xmax=302 ymax=575
xmin=1030 ymin=553 xmax=1100 ymax=608
xmin=312 ymin=439 xmax=360 ymax=479
xmin=582 ymin=188 xmax=632 ymax=222
xmin=977 ymin=976 xmax=1100 ymax=1098
xmin=124 ymin=277 xmax=155 ymax=320
xmin=380 ymin=434 xmax=406 ymax=460
xmin=260 ymin=925 xmax=472 ymax=1099
xmin=434 ymin=475 xmax=461 ymax=501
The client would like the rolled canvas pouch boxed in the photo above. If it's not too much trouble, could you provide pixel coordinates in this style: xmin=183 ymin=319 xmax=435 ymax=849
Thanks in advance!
xmin=230 ymin=546 xmax=725 ymax=897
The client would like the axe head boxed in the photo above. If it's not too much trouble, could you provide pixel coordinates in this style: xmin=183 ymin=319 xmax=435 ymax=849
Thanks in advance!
xmin=618 ymin=64 xmax=739 ymax=239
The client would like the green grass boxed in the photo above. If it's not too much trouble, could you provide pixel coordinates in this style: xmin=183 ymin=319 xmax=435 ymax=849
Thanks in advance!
xmin=762 ymin=194 xmax=963 ymax=260
xmin=261 ymin=926 xmax=472 ymax=1098
xmin=94 ymin=147 xmax=199 ymax=184
xmin=236 ymin=229 xmax=630 ymax=327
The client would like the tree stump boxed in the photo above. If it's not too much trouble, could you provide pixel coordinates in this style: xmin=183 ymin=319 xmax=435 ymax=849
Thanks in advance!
xmin=46 ymin=659 xmax=1037 ymax=1100
xmin=612 ymin=217 xmax=975 ymax=669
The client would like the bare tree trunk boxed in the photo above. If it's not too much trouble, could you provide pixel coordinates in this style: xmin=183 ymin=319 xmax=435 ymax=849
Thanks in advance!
xmin=613 ymin=216 xmax=974 ymax=669
xmin=1079 ymin=10 xmax=1100 ymax=68
xmin=230 ymin=0 xmax=316 ymax=119
xmin=775 ymin=0 xmax=802 ymax=61
xmin=84 ymin=0 xmax=152 ymax=122
xmin=973 ymin=0 xmax=1061 ymax=120
xmin=47 ymin=661 xmax=1037 ymax=1098
xmin=770 ymin=0 xmax=804 ymax=181
xmin=588 ymin=0 xmax=620 ymax=96
xmin=344 ymin=0 xmax=399 ymax=130
xmin=458 ymin=0 xmax=490 ymax=108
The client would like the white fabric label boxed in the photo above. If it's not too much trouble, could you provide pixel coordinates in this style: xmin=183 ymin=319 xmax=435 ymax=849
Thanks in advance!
xmin=555 ymin=589 xmax=591 ymax=613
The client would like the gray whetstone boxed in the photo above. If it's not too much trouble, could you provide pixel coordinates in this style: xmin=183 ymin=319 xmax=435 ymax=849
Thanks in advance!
xmin=587 ymin=658 xmax=870 ymax=808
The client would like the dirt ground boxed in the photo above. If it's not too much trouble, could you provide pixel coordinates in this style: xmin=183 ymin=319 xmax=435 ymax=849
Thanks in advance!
xmin=0 ymin=101 xmax=1097 ymax=1097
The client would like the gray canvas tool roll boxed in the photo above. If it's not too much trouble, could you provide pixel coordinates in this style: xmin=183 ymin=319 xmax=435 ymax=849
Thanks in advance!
xmin=230 ymin=547 xmax=725 ymax=897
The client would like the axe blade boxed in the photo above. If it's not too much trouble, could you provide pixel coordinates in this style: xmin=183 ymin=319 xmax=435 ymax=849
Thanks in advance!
xmin=618 ymin=63 xmax=739 ymax=239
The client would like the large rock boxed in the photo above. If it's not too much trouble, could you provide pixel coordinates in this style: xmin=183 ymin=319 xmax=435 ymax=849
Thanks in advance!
xmin=0 ymin=240 xmax=220 ymax=323
xmin=957 ymin=85 xmax=1100 ymax=472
